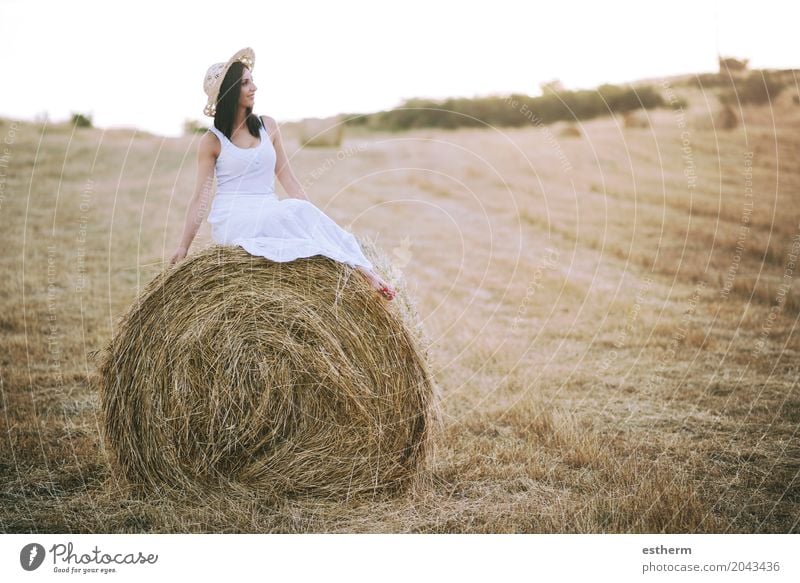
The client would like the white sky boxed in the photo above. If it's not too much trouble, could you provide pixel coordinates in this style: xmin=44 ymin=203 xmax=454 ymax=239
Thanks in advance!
xmin=0 ymin=0 xmax=797 ymax=137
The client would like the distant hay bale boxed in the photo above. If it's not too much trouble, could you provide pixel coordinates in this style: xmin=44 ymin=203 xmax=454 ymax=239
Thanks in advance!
xmin=774 ymin=89 xmax=800 ymax=108
xmin=95 ymin=241 xmax=441 ymax=501
xmin=558 ymin=123 xmax=582 ymax=138
xmin=718 ymin=103 xmax=738 ymax=129
xmin=298 ymin=115 xmax=344 ymax=147
xmin=622 ymin=110 xmax=650 ymax=129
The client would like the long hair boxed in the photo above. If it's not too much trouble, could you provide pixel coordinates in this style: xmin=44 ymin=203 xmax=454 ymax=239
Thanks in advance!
xmin=213 ymin=61 xmax=262 ymax=139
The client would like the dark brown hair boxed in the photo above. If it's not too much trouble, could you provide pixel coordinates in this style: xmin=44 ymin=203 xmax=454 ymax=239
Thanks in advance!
xmin=213 ymin=61 xmax=262 ymax=139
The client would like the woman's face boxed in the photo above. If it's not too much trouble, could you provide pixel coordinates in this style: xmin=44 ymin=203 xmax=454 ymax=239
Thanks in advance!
xmin=239 ymin=68 xmax=257 ymax=108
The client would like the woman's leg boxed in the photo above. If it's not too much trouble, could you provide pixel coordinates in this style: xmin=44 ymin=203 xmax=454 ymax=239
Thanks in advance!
xmin=353 ymin=264 xmax=396 ymax=300
xmin=288 ymin=201 xmax=396 ymax=298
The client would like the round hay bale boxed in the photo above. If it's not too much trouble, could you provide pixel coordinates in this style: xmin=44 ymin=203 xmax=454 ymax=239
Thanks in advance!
xmin=298 ymin=115 xmax=344 ymax=147
xmin=558 ymin=123 xmax=581 ymax=138
xmin=95 ymin=239 xmax=441 ymax=501
xmin=718 ymin=103 xmax=738 ymax=130
xmin=622 ymin=110 xmax=650 ymax=129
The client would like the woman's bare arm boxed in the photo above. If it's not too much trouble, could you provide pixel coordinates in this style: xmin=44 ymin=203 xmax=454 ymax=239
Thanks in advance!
xmin=171 ymin=132 xmax=218 ymax=263
xmin=263 ymin=115 xmax=309 ymax=201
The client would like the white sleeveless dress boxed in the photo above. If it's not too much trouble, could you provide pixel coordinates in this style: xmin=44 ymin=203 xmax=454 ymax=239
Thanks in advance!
xmin=205 ymin=120 xmax=374 ymax=270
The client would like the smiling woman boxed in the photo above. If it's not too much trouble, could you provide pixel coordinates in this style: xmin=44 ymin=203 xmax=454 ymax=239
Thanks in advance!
xmin=170 ymin=47 xmax=397 ymax=300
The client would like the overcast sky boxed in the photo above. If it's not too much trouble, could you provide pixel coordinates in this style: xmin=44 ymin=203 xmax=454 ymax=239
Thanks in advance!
xmin=1 ymin=0 xmax=796 ymax=137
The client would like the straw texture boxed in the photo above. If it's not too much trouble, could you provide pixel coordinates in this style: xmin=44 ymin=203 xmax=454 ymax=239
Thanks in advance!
xmin=96 ymin=241 xmax=441 ymax=502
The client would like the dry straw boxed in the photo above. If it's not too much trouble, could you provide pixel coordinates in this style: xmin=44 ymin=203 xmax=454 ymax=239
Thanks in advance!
xmin=95 ymin=239 xmax=442 ymax=503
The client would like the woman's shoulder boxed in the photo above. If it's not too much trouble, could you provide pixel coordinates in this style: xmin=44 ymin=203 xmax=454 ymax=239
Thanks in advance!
xmin=259 ymin=114 xmax=277 ymax=140
xmin=199 ymin=128 xmax=222 ymax=157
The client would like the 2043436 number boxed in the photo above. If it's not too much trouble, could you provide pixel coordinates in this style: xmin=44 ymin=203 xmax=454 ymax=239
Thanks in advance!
xmin=730 ymin=561 xmax=780 ymax=572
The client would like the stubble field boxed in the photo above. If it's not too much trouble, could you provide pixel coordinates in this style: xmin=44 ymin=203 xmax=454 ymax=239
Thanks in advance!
xmin=1 ymin=83 xmax=798 ymax=532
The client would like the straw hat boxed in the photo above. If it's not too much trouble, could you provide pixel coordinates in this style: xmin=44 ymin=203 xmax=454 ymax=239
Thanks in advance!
xmin=202 ymin=47 xmax=256 ymax=117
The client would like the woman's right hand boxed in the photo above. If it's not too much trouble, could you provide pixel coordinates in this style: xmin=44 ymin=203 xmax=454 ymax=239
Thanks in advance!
xmin=169 ymin=246 xmax=188 ymax=266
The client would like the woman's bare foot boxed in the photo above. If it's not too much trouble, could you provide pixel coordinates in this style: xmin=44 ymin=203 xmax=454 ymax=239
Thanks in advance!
xmin=356 ymin=266 xmax=396 ymax=300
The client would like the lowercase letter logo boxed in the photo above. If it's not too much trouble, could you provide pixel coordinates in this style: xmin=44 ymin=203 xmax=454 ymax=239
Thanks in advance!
xmin=20 ymin=543 xmax=46 ymax=571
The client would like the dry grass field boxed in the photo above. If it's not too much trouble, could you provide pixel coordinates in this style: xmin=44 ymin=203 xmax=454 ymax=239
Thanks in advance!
xmin=1 ymin=81 xmax=799 ymax=532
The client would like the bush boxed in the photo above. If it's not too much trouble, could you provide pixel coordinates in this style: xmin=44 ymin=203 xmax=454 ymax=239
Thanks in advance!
xmin=719 ymin=71 xmax=787 ymax=106
xmin=688 ymin=69 xmax=787 ymax=105
xmin=183 ymin=119 xmax=208 ymax=135
xmin=347 ymin=82 xmax=667 ymax=132
xmin=70 ymin=112 xmax=93 ymax=128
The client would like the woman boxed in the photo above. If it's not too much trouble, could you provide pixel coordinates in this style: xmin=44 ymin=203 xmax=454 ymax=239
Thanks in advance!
xmin=170 ymin=47 xmax=396 ymax=300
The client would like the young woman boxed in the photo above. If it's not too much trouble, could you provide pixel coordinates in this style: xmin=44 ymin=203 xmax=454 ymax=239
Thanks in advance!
xmin=170 ymin=47 xmax=396 ymax=300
